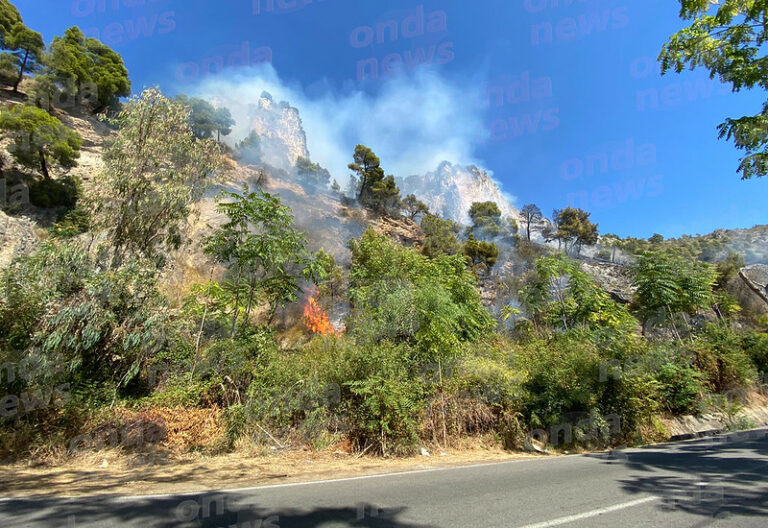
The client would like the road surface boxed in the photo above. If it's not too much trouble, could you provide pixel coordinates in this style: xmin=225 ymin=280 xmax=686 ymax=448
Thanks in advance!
xmin=1 ymin=428 xmax=766 ymax=527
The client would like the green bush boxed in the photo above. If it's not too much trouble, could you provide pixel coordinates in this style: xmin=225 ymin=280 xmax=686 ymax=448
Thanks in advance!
xmin=51 ymin=206 xmax=90 ymax=238
xmin=742 ymin=332 xmax=768 ymax=376
xmin=348 ymin=228 xmax=495 ymax=364
xmin=691 ymin=325 xmax=758 ymax=393
xmin=655 ymin=359 xmax=705 ymax=415
xmin=346 ymin=374 xmax=422 ymax=456
xmin=516 ymin=336 xmax=603 ymax=428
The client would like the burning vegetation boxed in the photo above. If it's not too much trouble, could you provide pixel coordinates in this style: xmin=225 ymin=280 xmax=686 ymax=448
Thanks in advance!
xmin=303 ymin=293 xmax=339 ymax=335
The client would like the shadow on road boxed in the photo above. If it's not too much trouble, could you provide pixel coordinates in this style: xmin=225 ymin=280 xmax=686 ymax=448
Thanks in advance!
xmin=0 ymin=492 xmax=437 ymax=527
xmin=588 ymin=429 xmax=768 ymax=523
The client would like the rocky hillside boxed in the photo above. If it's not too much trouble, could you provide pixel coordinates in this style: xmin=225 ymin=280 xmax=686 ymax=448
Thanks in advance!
xmin=399 ymin=161 xmax=521 ymax=226
xmin=3 ymin=84 xmax=767 ymax=317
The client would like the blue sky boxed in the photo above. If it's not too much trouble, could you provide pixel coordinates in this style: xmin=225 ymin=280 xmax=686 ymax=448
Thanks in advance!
xmin=15 ymin=0 xmax=768 ymax=238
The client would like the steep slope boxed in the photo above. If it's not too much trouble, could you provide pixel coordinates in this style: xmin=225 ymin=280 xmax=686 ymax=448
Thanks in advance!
xmin=398 ymin=161 xmax=520 ymax=226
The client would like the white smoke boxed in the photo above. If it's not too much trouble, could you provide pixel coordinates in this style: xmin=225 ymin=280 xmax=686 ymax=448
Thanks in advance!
xmin=177 ymin=63 xmax=489 ymax=182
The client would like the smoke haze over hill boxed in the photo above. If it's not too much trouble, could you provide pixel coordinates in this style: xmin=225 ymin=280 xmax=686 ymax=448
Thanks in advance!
xmin=184 ymin=64 xmax=496 ymax=187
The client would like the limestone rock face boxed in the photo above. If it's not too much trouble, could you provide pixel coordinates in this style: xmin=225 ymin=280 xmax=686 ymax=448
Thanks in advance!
xmin=247 ymin=92 xmax=309 ymax=171
xmin=580 ymin=259 xmax=635 ymax=304
xmin=0 ymin=210 xmax=38 ymax=269
xmin=399 ymin=161 xmax=520 ymax=226
xmin=733 ymin=264 xmax=768 ymax=313
xmin=742 ymin=264 xmax=768 ymax=290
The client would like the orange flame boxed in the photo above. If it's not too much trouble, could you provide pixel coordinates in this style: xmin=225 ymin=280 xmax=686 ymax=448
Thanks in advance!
xmin=303 ymin=295 xmax=338 ymax=335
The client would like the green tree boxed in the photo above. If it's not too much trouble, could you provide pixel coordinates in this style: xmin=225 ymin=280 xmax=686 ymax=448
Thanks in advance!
xmin=421 ymin=214 xmax=461 ymax=259
xmin=348 ymin=228 xmax=494 ymax=360
xmin=348 ymin=144 xmax=384 ymax=203
xmin=347 ymin=145 xmax=403 ymax=215
xmin=313 ymin=248 xmax=344 ymax=303
xmin=204 ymin=185 xmax=315 ymax=334
xmin=44 ymin=27 xmax=130 ymax=113
xmin=0 ymin=104 xmax=81 ymax=179
xmin=632 ymin=251 xmax=717 ymax=338
xmin=648 ymin=233 xmax=664 ymax=244
xmin=296 ymin=155 xmax=331 ymax=187
xmin=660 ymin=0 xmax=768 ymax=178
xmin=214 ymin=106 xmax=235 ymax=141
xmin=369 ymin=173 xmax=402 ymax=216
xmin=176 ymin=94 xmax=216 ymax=138
xmin=468 ymin=201 xmax=503 ymax=237
xmin=176 ymin=95 xmax=235 ymax=141
xmin=521 ymin=203 xmax=542 ymax=241
xmin=4 ymin=22 xmax=43 ymax=92
xmin=0 ymin=1 xmax=21 ymax=47
xmin=0 ymin=241 xmax=172 ymax=397
xmin=402 ymin=193 xmax=429 ymax=220
xmin=236 ymin=130 xmax=263 ymax=165
xmin=462 ymin=234 xmax=499 ymax=274
xmin=90 ymin=88 xmax=222 ymax=267
xmin=554 ymin=207 xmax=599 ymax=254
xmin=520 ymin=255 xmax=635 ymax=334
xmin=0 ymin=0 xmax=18 ymax=85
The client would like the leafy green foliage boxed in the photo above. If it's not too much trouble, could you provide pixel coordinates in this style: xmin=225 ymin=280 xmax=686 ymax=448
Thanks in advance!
xmin=204 ymin=185 xmax=315 ymax=333
xmin=0 ymin=241 xmax=175 ymax=399
xmin=660 ymin=0 xmax=768 ymax=178
xmin=631 ymin=251 xmax=716 ymax=335
xmin=467 ymin=201 xmax=507 ymax=239
xmin=90 ymin=88 xmax=222 ymax=267
xmin=28 ymin=173 xmax=79 ymax=208
xmin=553 ymin=207 xmax=598 ymax=254
xmin=0 ymin=104 xmax=81 ymax=179
xmin=462 ymin=234 xmax=499 ymax=274
xmin=313 ymin=248 xmax=344 ymax=302
xmin=2 ymin=20 xmax=43 ymax=91
xmin=50 ymin=205 xmax=90 ymax=238
xmin=0 ymin=0 xmax=21 ymax=47
xmin=296 ymin=156 xmax=331 ymax=188
xmin=175 ymin=95 xmax=234 ymax=141
xmin=653 ymin=350 xmax=704 ymax=415
xmin=348 ymin=228 xmax=495 ymax=363
xmin=348 ymin=144 xmax=402 ymax=216
xmin=42 ymin=27 xmax=130 ymax=113
xmin=421 ymin=214 xmax=462 ymax=259
xmin=742 ymin=332 xmax=768 ymax=376
xmin=520 ymin=255 xmax=635 ymax=335
xmin=690 ymin=324 xmax=758 ymax=393
xmin=402 ymin=194 xmax=429 ymax=220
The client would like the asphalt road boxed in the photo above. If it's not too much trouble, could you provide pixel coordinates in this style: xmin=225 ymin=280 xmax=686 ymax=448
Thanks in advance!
xmin=1 ymin=428 xmax=767 ymax=528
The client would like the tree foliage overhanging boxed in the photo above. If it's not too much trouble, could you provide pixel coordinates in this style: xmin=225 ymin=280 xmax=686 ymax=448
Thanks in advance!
xmin=660 ymin=0 xmax=768 ymax=179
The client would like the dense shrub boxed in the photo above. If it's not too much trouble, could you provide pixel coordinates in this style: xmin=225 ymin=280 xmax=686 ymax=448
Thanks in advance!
xmin=742 ymin=332 xmax=768 ymax=376
xmin=689 ymin=325 xmax=758 ymax=392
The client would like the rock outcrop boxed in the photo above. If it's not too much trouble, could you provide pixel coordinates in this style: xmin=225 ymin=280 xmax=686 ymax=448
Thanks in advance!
xmin=399 ymin=161 xmax=520 ymax=226
xmin=734 ymin=264 xmax=768 ymax=313
xmin=247 ymin=92 xmax=309 ymax=171
xmin=579 ymin=258 xmax=635 ymax=304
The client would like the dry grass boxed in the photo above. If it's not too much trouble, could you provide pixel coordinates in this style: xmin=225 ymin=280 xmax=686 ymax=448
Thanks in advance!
xmin=421 ymin=395 xmax=497 ymax=448
xmin=0 ymin=439 xmax=537 ymax=499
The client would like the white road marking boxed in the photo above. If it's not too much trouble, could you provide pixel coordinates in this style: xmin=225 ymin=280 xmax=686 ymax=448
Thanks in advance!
xmin=515 ymin=496 xmax=660 ymax=528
